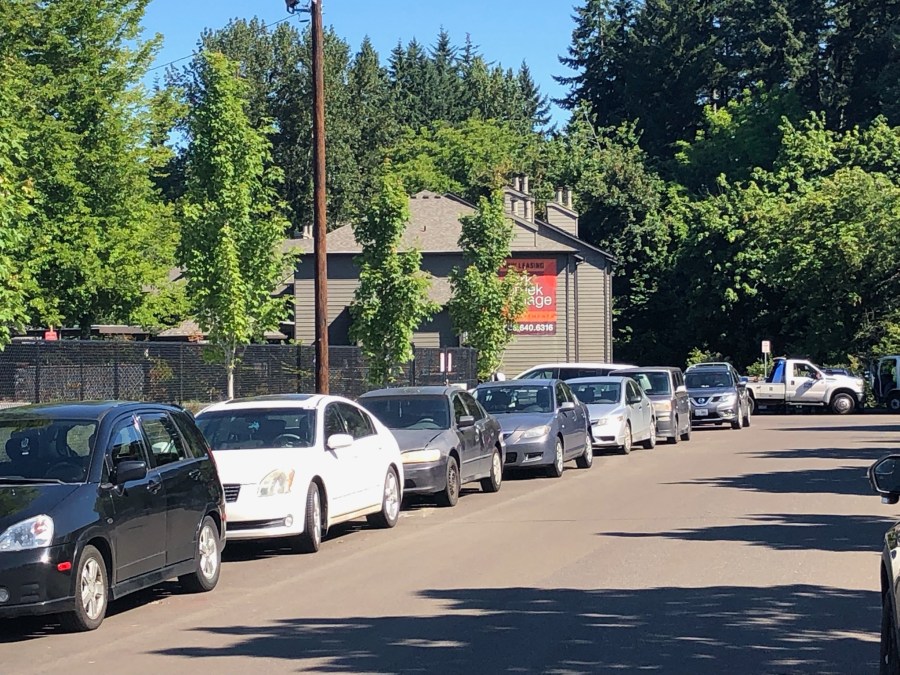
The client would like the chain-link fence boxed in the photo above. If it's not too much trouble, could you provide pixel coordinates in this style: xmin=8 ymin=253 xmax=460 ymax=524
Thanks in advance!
xmin=0 ymin=341 xmax=477 ymax=406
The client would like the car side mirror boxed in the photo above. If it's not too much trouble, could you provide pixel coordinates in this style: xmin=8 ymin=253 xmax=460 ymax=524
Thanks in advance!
xmin=870 ymin=455 xmax=900 ymax=504
xmin=560 ymin=401 xmax=576 ymax=411
xmin=114 ymin=460 xmax=147 ymax=485
xmin=628 ymin=396 xmax=642 ymax=405
xmin=327 ymin=433 xmax=354 ymax=450
xmin=457 ymin=415 xmax=475 ymax=428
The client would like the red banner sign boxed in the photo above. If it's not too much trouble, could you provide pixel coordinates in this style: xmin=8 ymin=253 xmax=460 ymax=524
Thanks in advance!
xmin=504 ymin=258 xmax=557 ymax=335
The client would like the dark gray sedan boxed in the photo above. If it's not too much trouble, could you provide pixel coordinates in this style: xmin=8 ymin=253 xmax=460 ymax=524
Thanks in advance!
xmin=358 ymin=386 xmax=504 ymax=507
xmin=473 ymin=379 xmax=593 ymax=477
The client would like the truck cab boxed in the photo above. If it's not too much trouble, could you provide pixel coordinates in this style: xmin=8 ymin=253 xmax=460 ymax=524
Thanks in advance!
xmin=872 ymin=356 xmax=900 ymax=412
xmin=747 ymin=357 xmax=865 ymax=414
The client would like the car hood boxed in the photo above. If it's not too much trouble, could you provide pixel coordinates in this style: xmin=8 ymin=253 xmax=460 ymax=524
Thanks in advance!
xmin=687 ymin=388 xmax=735 ymax=399
xmin=211 ymin=448 xmax=309 ymax=485
xmin=0 ymin=484 xmax=80 ymax=533
xmin=585 ymin=403 xmax=625 ymax=420
xmin=492 ymin=412 xmax=555 ymax=432
xmin=390 ymin=429 xmax=450 ymax=453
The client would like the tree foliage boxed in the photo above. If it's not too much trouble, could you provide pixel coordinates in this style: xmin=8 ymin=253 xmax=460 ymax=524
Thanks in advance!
xmin=449 ymin=193 xmax=529 ymax=379
xmin=179 ymin=51 xmax=290 ymax=398
xmin=349 ymin=174 xmax=439 ymax=386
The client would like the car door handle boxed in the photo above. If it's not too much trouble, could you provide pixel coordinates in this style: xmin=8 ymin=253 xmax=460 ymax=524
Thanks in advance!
xmin=147 ymin=477 xmax=162 ymax=494
xmin=188 ymin=469 xmax=202 ymax=481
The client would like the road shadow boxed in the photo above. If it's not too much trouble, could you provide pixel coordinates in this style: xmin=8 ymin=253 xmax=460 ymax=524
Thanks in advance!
xmin=152 ymin=584 xmax=878 ymax=674
xmin=602 ymin=513 xmax=894 ymax=552
xmin=746 ymin=446 xmax=890 ymax=461
xmin=676 ymin=466 xmax=871 ymax=496
xmin=779 ymin=424 xmax=900 ymax=434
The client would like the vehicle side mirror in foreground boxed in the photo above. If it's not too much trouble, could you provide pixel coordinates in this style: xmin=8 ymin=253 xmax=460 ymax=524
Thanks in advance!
xmin=560 ymin=401 xmax=576 ymax=411
xmin=869 ymin=455 xmax=900 ymax=504
xmin=327 ymin=433 xmax=354 ymax=450
xmin=114 ymin=460 xmax=148 ymax=485
xmin=457 ymin=415 xmax=475 ymax=428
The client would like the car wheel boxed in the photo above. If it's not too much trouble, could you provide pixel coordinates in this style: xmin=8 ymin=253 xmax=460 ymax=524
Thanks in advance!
xmin=480 ymin=448 xmax=503 ymax=493
xmin=642 ymin=419 xmax=657 ymax=449
xmin=680 ymin=420 xmax=692 ymax=442
xmin=742 ymin=402 xmax=751 ymax=427
xmin=179 ymin=516 xmax=221 ymax=593
xmin=575 ymin=432 xmax=593 ymax=469
xmin=889 ymin=394 xmax=900 ymax=413
xmin=731 ymin=408 xmax=743 ymax=430
xmin=546 ymin=437 xmax=564 ymax=477
xmin=436 ymin=457 xmax=461 ymax=507
xmin=290 ymin=483 xmax=323 ymax=554
xmin=368 ymin=467 xmax=401 ymax=528
xmin=620 ymin=424 xmax=632 ymax=455
xmin=748 ymin=395 xmax=757 ymax=415
xmin=667 ymin=416 xmax=680 ymax=444
xmin=881 ymin=591 xmax=900 ymax=675
xmin=59 ymin=545 xmax=108 ymax=632
xmin=831 ymin=392 xmax=856 ymax=415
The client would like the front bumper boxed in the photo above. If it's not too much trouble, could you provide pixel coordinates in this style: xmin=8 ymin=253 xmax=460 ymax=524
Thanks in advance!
xmin=224 ymin=489 xmax=305 ymax=541
xmin=691 ymin=403 xmax=738 ymax=424
xmin=402 ymin=460 xmax=447 ymax=495
xmin=503 ymin=437 xmax=556 ymax=468
xmin=590 ymin=421 xmax=626 ymax=447
xmin=0 ymin=544 xmax=76 ymax=618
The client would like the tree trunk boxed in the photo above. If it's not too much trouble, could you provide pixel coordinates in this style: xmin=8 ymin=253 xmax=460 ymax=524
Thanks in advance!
xmin=225 ymin=343 xmax=235 ymax=400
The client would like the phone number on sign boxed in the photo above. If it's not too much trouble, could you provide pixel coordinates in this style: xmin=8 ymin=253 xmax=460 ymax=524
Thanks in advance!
xmin=515 ymin=323 xmax=557 ymax=334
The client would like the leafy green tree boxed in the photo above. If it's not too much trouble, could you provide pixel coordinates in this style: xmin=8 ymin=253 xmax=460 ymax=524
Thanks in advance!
xmin=349 ymin=174 xmax=439 ymax=386
xmin=179 ymin=51 xmax=290 ymax=399
xmin=449 ymin=192 xmax=529 ymax=379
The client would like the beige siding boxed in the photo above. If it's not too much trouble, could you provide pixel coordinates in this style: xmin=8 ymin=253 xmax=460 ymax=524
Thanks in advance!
xmin=295 ymin=257 xmax=361 ymax=346
xmin=576 ymin=256 xmax=609 ymax=362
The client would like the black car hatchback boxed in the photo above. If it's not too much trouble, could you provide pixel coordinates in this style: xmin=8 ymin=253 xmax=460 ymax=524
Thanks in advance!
xmin=0 ymin=402 xmax=226 ymax=631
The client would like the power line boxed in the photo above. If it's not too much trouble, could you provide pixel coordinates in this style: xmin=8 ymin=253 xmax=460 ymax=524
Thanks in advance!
xmin=146 ymin=14 xmax=297 ymax=73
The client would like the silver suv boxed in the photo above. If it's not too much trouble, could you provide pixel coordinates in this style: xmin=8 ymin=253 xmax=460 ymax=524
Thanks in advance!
xmin=684 ymin=363 xmax=751 ymax=429
xmin=612 ymin=367 xmax=692 ymax=444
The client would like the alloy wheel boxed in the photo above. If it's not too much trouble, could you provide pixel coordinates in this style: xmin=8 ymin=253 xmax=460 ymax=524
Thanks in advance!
xmin=198 ymin=523 xmax=219 ymax=581
xmin=80 ymin=558 xmax=106 ymax=621
xmin=384 ymin=470 xmax=400 ymax=521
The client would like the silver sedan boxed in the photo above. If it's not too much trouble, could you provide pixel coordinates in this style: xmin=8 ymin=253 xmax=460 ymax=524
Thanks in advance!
xmin=568 ymin=376 xmax=656 ymax=454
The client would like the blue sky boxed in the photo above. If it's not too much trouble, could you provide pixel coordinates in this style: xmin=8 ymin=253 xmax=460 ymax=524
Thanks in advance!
xmin=142 ymin=0 xmax=578 ymax=125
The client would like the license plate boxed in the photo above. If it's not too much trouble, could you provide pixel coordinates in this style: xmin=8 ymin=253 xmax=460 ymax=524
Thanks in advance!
xmin=694 ymin=408 xmax=709 ymax=417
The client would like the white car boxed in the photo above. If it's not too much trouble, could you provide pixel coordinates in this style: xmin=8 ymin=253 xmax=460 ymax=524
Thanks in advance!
xmin=568 ymin=376 xmax=656 ymax=454
xmin=513 ymin=362 xmax=638 ymax=381
xmin=195 ymin=394 xmax=403 ymax=553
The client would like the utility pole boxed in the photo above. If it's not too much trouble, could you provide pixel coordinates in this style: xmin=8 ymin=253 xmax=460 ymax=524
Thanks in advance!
xmin=286 ymin=0 xmax=329 ymax=393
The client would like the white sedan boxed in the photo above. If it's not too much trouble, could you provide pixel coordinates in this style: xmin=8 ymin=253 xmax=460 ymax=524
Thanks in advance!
xmin=195 ymin=394 xmax=403 ymax=553
xmin=568 ymin=376 xmax=656 ymax=454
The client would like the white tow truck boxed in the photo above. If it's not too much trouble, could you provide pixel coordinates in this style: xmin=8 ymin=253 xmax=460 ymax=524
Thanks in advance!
xmin=872 ymin=355 xmax=900 ymax=412
xmin=746 ymin=357 xmax=866 ymax=414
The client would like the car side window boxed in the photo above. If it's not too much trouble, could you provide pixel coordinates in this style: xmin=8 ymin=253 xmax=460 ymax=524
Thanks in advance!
xmin=452 ymin=394 xmax=469 ymax=424
xmin=338 ymin=403 xmax=374 ymax=440
xmin=141 ymin=414 xmax=190 ymax=466
xmin=627 ymin=381 xmax=640 ymax=402
xmin=560 ymin=381 xmax=576 ymax=403
xmin=460 ymin=392 xmax=485 ymax=421
xmin=526 ymin=369 xmax=555 ymax=379
xmin=105 ymin=417 xmax=151 ymax=477
xmin=174 ymin=412 xmax=210 ymax=459
xmin=324 ymin=404 xmax=347 ymax=440
xmin=555 ymin=382 xmax=570 ymax=406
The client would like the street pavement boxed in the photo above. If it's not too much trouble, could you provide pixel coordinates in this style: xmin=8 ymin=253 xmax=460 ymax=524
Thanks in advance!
xmin=1 ymin=414 xmax=898 ymax=674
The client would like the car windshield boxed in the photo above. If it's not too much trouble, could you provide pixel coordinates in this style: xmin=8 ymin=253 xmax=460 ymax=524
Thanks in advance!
xmin=360 ymin=396 xmax=450 ymax=430
xmin=686 ymin=371 xmax=732 ymax=389
xmin=475 ymin=385 xmax=554 ymax=414
xmin=196 ymin=410 xmax=316 ymax=449
xmin=0 ymin=418 xmax=97 ymax=483
xmin=570 ymin=382 xmax=620 ymax=404
xmin=628 ymin=372 xmax=671 ymax=395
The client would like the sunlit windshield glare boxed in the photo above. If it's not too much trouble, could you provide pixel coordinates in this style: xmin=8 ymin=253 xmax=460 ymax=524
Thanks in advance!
xmin=360 ymin=397 xmax=450 ymax=430
xmin=0 ymin=418 xmax=96 ymax=483
xmin=686 ymin=371 xmax=731 ymax=389
xmin=475 ymin=386 xmax=554 ymax=414
xmin=196 ymin=410 xmax=316 ymax=449
xmin=570 ymin=382 xmax=620 ymax=404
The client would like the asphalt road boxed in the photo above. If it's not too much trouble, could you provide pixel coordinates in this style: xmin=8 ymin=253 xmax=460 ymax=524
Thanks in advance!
xmin=2 ymin=414 xmax=899 ymax=674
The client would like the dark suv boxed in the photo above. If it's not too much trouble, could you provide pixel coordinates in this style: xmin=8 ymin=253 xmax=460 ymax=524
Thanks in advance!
xmin=0 ymin=402 xmax=225 ymax=631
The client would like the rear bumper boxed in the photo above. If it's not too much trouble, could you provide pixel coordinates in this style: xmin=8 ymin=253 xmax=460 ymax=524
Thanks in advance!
xmin=0 ymin=544 xmax=76 ymax=618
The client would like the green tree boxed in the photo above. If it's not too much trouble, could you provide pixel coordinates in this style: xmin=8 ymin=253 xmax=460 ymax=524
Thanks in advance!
xmin=448 ymin=192 xmax=529 ymax=379
xmin=179 ymin=51 xmax=290 ymax=398
xmin=349 ymin=174 xmax=439 ymax=386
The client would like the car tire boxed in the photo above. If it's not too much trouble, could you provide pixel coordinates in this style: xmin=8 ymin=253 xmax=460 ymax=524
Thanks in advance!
xmin=667 ymin=416 xmax=680 ymax=444
xmin=290 ymin=483 xmax=323 ymax=554
xmin=620 ymin=424 xmax=633 ymax=455
xmin=480 ymin=448 xmax=503 ymax=493
xmin=748 ymin=395 xmax=757 ymax=415
xmin=368 ymin=467 xmax=401 ymax=528
xmin=546 ymin=437 xmax=565 ymax=477
xmin=575 ymin=432 xmax=593 ymax=469
xmin=59 ymin=544 xmax=108 ymax=632
xmin=642 ymin=419 xmax=657 ymax=449
xmin=731 ymin=409 xmax=743 ymax=430
xmin=881 ymin=590 xmax=900 ymax=675
xmin=742 ymin=402 xmax=751 ymax=427
xmin=831 ymin=392 xmax=856 ymax=415
xmin=435 ymin=457 xmax=460 ymax=507
xmin=889 ymin=394 xmax=900 ymax=413
xmin=179 ymin=516 xmax=221 ymax=593
xmin=679 ymin=420 xmax=692 ymax=442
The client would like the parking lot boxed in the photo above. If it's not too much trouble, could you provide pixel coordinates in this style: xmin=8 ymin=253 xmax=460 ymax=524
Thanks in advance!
xmin=1 ymin=413 xmax=897 ymax=674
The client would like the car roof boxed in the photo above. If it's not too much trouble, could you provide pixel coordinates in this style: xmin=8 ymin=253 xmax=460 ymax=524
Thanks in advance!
xmin=567 ymin=376 xmax=629 ymax=385
xmin=359 ymin=386 xmax=455 ymax=398
xmin=199 ymin=394 xmax=328 ymax=414
xmin=686 ymin=362 xmax=733 ymax=369
xmin=518 ymin=362 xmax=636 ymax=371
xmin=0 ymin=401 xmax=179 ymax=422
xmin=613 ymin=367 xmax=680 ymax=374
xmin=476 ymin=379 xmax=558 ymax=388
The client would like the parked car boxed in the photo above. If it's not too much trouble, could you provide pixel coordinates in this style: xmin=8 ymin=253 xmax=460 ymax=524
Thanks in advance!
xmin=867 ymin=455 xmax=900 ymax=672
xmin=358 ymin=387 xmax=504 ymax=507
xmin=568 ymin=376 xmax=656 ymax=454
xmin=746 ymin=357 xmax=865 ymax=414
xmin=0 ymin=402 xmax=225 ymax=632
xmin=612 ymin=367 xmax=692 ymax=444
xmin=685 ymin=364 xmax=752 ymax=429
xmin=871 ymin=355 xmax=900 ymax=412
xmin=195 ymin=394 xmax=403 ymax=554
xmin=473 ymin=379 xmax=593 ymax=476
xmin=513 ymin=362 xmax=637 ymax=381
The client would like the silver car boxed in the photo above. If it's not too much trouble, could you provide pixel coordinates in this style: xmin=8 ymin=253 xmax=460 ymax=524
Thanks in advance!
xmin=685 ymin=364 xmax=752 ymax=429
xmin=612 ymin=367 xmax=692 ymax=444
xmin=473 ymin=379 xmax=593 ymax=477
xmin=568 ymin=376 xmax=656 ymax=454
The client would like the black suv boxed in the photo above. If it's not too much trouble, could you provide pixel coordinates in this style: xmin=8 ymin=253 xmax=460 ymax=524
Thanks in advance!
xmin=0 ymin=402 xmax=226 ymax=631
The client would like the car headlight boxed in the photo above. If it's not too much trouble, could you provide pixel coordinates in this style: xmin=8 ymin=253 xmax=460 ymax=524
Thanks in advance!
xmin=257 ymin=470 xmax=295 ymax=497
xmin=652 ymin=400 xmax=672 ymax=412
xmin=0 ymin=515 xmax=54 ymax=551
xmin=593 ymin=415 xmax=623 ymax=426
xmin=719 ymin=393 xmax=737 ymax=404
xmin=520 ymin=425 xmax=551 ymax=439
xmin=403 ymin=448 xmax=442 ymax=464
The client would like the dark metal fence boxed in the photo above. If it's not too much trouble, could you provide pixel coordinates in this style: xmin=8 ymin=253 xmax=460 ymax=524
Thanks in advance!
xmin=0 ymin=341 xmax=478 ymax=405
